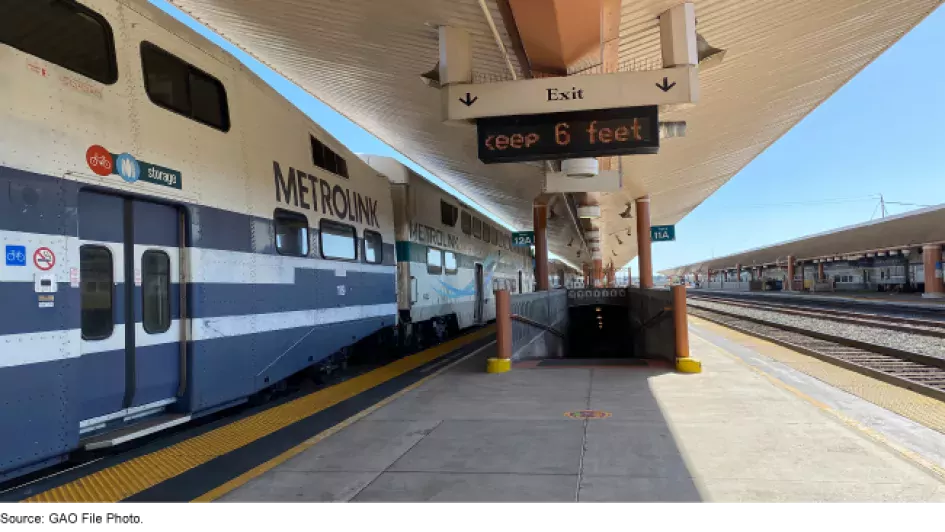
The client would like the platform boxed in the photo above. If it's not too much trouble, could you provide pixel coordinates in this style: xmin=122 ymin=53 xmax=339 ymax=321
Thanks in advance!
xmin=691 ymin=288 xmax=945 ymax=310
xmin=217 ymin=320 xmax=945 ymax=502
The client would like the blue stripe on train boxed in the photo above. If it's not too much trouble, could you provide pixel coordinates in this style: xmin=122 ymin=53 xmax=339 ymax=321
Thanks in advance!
xmin=190 ymin=269 xmax=395 ymax=316
xmin=0 ymin=314 xmax=395 ymax=480
xmin=0 ymin=272 xmax=392 ymax=335
xmin=0 ymin=282 xmax=185 ymax=335
xmin=0 ymin=165 xmax=396 ymax=264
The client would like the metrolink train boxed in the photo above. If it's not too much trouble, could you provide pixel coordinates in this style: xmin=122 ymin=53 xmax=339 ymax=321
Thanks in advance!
xmin=0 ymin=0 xmax=533 ymax=482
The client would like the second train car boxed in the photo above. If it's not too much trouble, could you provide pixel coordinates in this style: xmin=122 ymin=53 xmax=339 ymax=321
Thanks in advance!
xmin=361 ymin=156 xmax=534 ymax=349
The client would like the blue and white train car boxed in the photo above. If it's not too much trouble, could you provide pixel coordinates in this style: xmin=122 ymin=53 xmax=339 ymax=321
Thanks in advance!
xmin=361 ymin=156 xmax=533 ymax=347
xmin=0 ymin=0 xmax=396 ymax=481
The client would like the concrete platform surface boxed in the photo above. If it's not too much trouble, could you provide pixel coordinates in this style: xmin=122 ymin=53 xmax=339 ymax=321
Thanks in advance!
xmin=220 ymin=325 xmax=945 ymax=502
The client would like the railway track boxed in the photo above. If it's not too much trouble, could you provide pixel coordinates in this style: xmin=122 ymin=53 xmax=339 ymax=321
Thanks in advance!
xmin=688 ymin=304 xmax=945 ymax=403
xmin=690 ymin=294 xmax=945 ymax=339
xmin=689 ymin=291 xmax=945 ymax=321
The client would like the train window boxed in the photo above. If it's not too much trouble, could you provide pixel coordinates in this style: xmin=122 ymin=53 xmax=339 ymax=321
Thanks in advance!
xmin=444 ymin=251 xmax=457 ymax=274
xmin=427 ymin=247 xmax=442 ymax=274
xmin=461 ymin=211 xmax=471 ymax=235
xmin=142 ymin=250 xmax=171 ymax=334
xmin=80 ymin=245 xmax=114 ymax=340
xmin=274 ymin=209 xmax=309 ymax=257
xmin=310 ymin=136 xmax=349 ymax=179
xmin=472 ymin=217 xmax=482 ymax=239
xmin=1 ymin=0 xmax=117 ymax=85
xmin=491 ymin=228 xmax=498 ymax=246
xmin=141 ymin=42 xmax=230 ymax=132
xmin=482 ymin=224 xmax=491 ymax=243
xmin=320 ymin=219 xmax=357 ymax=260
xmin=441 ymin=201 xmax=459 ymax=227
xmin=363 ymin=230 xmax=383 ymax=264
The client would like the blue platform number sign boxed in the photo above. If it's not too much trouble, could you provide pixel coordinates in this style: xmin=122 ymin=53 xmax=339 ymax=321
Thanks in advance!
xmin=512 ymin=231 xmax=535 ymax=247
xmin=650 ymin=225 xmax=675 ymax=242
xmin=5 ymin=245 xmax=27 ymax=266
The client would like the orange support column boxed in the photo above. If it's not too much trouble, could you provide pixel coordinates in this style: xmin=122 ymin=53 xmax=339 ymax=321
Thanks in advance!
xmin=487 ymin=289 xmax=512 ymax=373
xmin=671 ymin=284 xmax=701 ymax=373
xmin=635 ymin=196 xmax=653 ymax=289
xmin=923 ymin=244 xmax=945 ymax=298
xmin=534 ymin=203 xmax=549 ymax=292
xmin=818 ymin=262 xmax=825 ymax=281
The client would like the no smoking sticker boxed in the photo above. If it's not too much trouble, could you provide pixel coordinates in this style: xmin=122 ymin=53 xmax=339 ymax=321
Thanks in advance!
xmin=33 ymin=247 xmax=55 ymax=271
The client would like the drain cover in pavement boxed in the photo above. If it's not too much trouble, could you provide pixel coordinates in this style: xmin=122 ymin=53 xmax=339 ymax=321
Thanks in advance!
xmin=564 ymin=410 xmax=612 ymax=419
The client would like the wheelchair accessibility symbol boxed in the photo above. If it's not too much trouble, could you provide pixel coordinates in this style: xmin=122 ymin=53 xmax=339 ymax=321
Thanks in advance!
xmin=5 ymin=245 xmax=26 ymax=267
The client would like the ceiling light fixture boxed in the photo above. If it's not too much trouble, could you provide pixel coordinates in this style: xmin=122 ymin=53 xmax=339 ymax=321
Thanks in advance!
xmin=696 ymin=32 xmax=725 ymax=69
xmin=619 ymin=203 xmax=632 ymax=219
xmin=419 ymin=63 xmax=440 ymax=88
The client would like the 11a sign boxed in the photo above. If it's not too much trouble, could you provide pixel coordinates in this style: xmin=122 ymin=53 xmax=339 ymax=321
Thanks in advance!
xmin=650 ymin=225 xmax=675 ymax=242
xmin=512 ymin=231 xmax=535 ymax=247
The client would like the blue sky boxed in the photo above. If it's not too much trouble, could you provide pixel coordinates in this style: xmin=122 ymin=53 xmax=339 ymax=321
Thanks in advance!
xmin=152 ymin=1 xmax=943 ymax=273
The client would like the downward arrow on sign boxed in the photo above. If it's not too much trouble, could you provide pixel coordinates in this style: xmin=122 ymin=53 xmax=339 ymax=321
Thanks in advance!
xmin=459 ymin=93 xmax=478 ymax=106
xmin=655 ymin=77 xmax=676 ymax=92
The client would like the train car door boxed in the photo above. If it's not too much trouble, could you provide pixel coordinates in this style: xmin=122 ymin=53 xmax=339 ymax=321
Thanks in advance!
xmin=77 ymin=191 xmax=183 ymax=426
xmin=474 ymin=263 xmax=484 ymax=324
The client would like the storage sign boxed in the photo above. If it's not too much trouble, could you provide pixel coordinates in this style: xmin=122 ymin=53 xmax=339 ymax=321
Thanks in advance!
xmin=85 ymin=145 xmax=182 ymax=189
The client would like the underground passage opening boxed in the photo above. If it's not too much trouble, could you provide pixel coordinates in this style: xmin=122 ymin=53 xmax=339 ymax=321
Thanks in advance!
xmin=567 ymin=304 xmax=634 ymax=359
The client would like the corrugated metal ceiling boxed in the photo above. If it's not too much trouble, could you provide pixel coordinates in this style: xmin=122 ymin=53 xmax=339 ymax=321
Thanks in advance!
xmin=166 ymin=0 xmax=942 ymax=268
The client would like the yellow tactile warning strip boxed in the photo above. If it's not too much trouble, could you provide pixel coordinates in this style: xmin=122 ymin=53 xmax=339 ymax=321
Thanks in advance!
xmin=195 ymin=337 xmax=497 ymax=502
xmin=690 ymin=315 xmax=945 ymax=436
xmin=24 ymin=326 xmax=495 ymax=503
xmin=688 ymin=319 xmax=945 ymax=482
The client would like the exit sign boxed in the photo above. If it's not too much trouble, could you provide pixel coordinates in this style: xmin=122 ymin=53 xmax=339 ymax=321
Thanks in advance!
xmin=476 ymin=106 xmax=659 ymax=164
xmin=651 ymin=225 xmax=675 ymax=242
xmin=512 ymin=231 xmax=535 ymax=247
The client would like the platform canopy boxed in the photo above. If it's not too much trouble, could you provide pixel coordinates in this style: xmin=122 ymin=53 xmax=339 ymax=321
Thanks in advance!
xmin=659 ymin=203 xmax=945 ymax=276
xmin=166 ymin=0 xmax=942 ymax=268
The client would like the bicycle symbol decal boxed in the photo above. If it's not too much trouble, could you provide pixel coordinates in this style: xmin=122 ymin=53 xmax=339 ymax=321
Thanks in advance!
xmin=5 ymin=245 xmax=27 ymax=267
xmin=86 ymin=145 xmax=113 ymax=177
xmin=33 ymin=247 xmax=55 ymax=271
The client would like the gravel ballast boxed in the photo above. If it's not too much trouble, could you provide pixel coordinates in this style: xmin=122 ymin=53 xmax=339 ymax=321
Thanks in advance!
xmin=689 ymin=299 xmax=945 ymax=360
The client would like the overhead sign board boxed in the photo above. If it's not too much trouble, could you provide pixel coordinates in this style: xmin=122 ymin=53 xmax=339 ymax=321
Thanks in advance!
xmin=512 ymin=231 xmax=535 ymax=247
xmin=651 ymin=225 xmax=675 ymax=242
xmin=443 ymin=65 xmax=697 ymax=122
xmin=477 ymin=106 xmax=659 ymax=164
